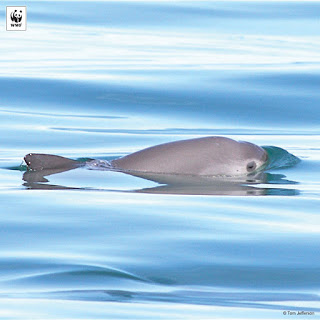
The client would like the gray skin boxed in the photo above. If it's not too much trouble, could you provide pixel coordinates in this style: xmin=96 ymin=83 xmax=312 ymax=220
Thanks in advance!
xmin=24 ymin=136 xmax=268 ymax=177
xmin=111 ymin=136 xmax=268 ymax=176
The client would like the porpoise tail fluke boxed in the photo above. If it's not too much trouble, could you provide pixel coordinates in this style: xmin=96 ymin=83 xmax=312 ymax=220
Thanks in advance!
xmin=24 ymin=153 xmax=80 ymax=171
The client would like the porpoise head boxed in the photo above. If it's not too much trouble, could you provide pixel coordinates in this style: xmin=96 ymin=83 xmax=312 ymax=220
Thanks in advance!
xmin=236 ymin=140 xmax=268 ymax=175
xmin=193 ymin=137 xmax=269 ymax=177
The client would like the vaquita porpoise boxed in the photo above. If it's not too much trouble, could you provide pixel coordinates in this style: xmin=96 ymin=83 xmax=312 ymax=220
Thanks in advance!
xmin=24 ymin=137 xmax=268 ymax=177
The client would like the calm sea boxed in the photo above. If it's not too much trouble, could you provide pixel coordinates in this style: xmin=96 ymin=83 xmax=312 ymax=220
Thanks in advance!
xmin=0 ymin=1 xmax=319 ymax=319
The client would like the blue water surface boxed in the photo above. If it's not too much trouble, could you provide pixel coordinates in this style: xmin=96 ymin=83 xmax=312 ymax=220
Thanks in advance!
xmin=0 ymin=1 xmax=320 ymax=319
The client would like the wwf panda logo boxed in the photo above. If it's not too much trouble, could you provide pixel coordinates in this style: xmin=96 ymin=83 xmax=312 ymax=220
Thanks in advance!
xmin=10 ymin=9 xmax=23 ymax=23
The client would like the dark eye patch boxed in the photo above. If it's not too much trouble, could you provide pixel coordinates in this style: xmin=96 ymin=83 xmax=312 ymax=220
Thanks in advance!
xmin=246 ymin=161 xmax=256 ymax=172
